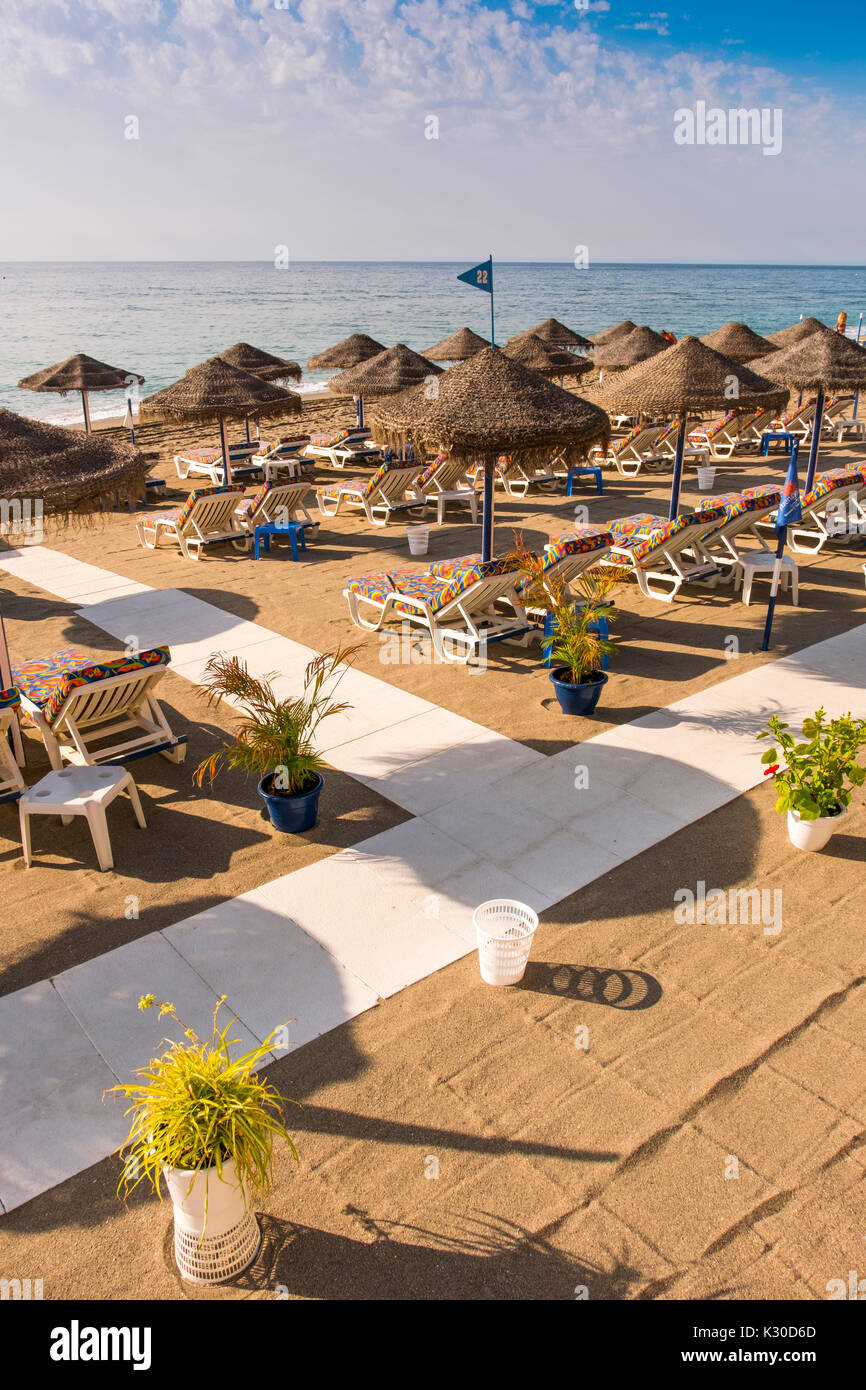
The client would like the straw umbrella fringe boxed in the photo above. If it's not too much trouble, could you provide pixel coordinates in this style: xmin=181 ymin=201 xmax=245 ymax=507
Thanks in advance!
xmin=369 ymin=348 xmax=610 ymax=559
xmin=759 ymin=326 xmax=866 ymax=489
xmin=18 ymin=353 xmax=146 ymax=435
xmin=699 ymin=322 xmax=779 ymax=362
xmin=591 ymin=336 xmax=787 ymax=518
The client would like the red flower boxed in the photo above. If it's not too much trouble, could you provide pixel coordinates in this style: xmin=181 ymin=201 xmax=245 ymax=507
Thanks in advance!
xmin=764 ymin=763 xmax=780 ymax=777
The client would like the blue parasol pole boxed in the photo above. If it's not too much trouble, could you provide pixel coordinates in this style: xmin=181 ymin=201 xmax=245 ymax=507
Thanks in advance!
xmin=667 ymin=410 xmax=687 ymax=521
xmin=761 ymin=441 xmax=801 ymax=652
xmin=489 ymin=252 xmax=495 ymax=351
xmin=854 ymin=313 xmax=863 ymax=419
xmin=219 ymin=416 xmax=232 ymax=486
xmin=457 ymin=255 xmax=495 ymax=557
xmin=356 ymin=395 xmax=365 ymax=430
xmin=804 ymin=385 xmax=825 ymax=494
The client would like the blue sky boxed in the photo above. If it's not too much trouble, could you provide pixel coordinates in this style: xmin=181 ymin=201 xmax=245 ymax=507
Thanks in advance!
xmin=0 ymin=0 xmax=863 ymax=262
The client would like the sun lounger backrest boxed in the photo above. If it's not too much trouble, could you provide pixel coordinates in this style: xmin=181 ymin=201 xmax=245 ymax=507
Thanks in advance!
xmin=177 ymin=485 xmax=244 ymax=529
xmin=364 ymin=459 xmax=424 ymax=499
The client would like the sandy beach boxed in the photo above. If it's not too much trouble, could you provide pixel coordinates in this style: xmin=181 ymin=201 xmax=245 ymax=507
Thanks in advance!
xmin=1 ymin=396 xmax=864 ymax=1301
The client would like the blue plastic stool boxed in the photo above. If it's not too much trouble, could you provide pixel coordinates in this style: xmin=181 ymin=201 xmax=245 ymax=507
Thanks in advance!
xmin=253 ymin=520 xmax=309 ymax=561
xmin=760 ymin=431 xmax=796 ymax=457
xmin=566 ymin=465 xmax=604 ymax=497
xmin=542 ymin=609 xmax=610 ymax=668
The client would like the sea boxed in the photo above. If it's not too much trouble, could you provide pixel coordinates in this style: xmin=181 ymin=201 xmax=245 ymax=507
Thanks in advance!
xmin=1 ymin=261 xmax=863 ymax=426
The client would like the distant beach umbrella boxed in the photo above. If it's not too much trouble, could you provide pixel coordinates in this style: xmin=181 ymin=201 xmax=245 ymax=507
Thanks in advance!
xmin=526 ymin=318 xmax=593 ymax=351
xmin=424 ymin=327 xmax=491 ymax=361
xmin=306 ymin=334 xmax=386 ymax=371
xmin=0 ymin=408 xmax=149 ymax=746
xmin=591 ymin=326 xmax=670 ymax=371
xmin=502 ymin=332 xmax=594 ymax=381
xmin=18 ymin=353 xmax=145 ymax=435
xmin=758 ymin=325 xmax=866 ymax=491
xmin=589 ymin=319 xmax=637 ymax=347
xmin=329 ymin=344 xmax=443 ymax=441
xmin=592 ymin=336 xmax=786 ymax=519
xmin=139 ymin=356 xmax=300 ymax=484
xmin=220 ymin=342 xmax=302 ymax=383
xmin=220 ymin=343 xmax=301 ymax=442
xmin=369 ymin=346 xmax=609 ymax=560
xmin=307 ymin=334 xmax=388 ymax=427
xmin=766 ymin=316 xmax=829 ymax=348
xmin=699 ymin=322 xmax=779 ymax=363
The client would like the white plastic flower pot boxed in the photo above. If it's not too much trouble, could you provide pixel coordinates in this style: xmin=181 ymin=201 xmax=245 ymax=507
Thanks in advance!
xmin=787 ymin=804 xmax=846 ymax=852
xmin=407 ymin=525 xmax=430 ymax=556
xmin=473 ymin=899 xmax=539 ymax=986
xmin=697 ymin=466 xmax=716 ymax=491
xmin=163 ymin=1158 xmax=260 ymax=1284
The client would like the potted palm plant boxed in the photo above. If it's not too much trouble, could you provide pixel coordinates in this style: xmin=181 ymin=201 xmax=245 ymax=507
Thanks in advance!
xmin=758 ymin=709 xmax=866 ymax=851
xmin=194 ymin=644 xmax=358 ymax=833
xmin=543 ymin=571 xmax=618 ymax=717
xmin=108 ymin=995 xmax=298 ymax=1284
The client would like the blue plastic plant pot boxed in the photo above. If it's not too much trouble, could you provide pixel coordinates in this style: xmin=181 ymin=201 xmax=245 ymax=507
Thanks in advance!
xmin=548 ymin=668 xmax=607 ymax=716
xmin=257 ymin=772 xmax=323 ymax=833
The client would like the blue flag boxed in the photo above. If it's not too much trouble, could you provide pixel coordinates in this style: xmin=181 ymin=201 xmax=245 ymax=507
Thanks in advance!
xmin=776 ymin=450 xmax=802 ymax=530
xmin=457 ymin=258 xmax=493 ymax=293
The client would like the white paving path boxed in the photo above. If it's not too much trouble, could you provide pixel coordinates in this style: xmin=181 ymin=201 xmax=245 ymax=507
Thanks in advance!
xmin=1 ymin=546 xmax=864 ymax=1212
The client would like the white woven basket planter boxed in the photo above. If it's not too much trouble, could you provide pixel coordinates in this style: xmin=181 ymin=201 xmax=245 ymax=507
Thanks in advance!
xmin=473 ymin=899 xmax=539 ymax=986
xmin=163 ymin=1159 xmax=260 ymax=1284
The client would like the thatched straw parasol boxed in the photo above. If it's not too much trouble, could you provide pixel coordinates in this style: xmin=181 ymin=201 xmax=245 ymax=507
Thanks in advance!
xmin=328 ymin=344 xmax=442 ymax=397
xmin=589 ymin=319 xmax=637 ymax=346
xmin=18 ymin=353 xmax=145 ymax=435
xmin=139 ymin=356 xmax=301 ymax=483
xmin=306 ymin=333 xmax=386 ymax=371
xmin=0 ymin=409 xmax=150 ymax=728
xmin=593 ymin=335 xmax=786 ymax=517
xmin=220 ymin=342 xmax=302 ymax=382
xmin=425 ymin=327 xmax=491 ymax=361
xmin=759 ymin=325 xmax=866 ymax=488
xmin=591 ymin=325 xmax=670 ymax=371
xmin=502 ymin=332 xmax=594 ymax=380
xmin=329 ymin=344 xmax=442 ymax=434
xmin=766 ymin=316 xmax=828 ymax=348
xmin=369 ymin=347 xmax=609 ymax=559
xmin=527 ymin=318 xmax=593 ymax=350
xmin=699 ymin=322 xmax=779 ymax=363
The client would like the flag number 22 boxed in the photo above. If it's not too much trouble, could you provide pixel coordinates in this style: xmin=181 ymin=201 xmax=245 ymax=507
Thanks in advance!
xmin=477 ymin=270 xmax=488 ymax=284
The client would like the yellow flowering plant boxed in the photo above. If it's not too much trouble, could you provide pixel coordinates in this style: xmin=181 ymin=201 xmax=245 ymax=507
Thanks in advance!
xmin=107 ymin=996 xmax=298 ymax=1212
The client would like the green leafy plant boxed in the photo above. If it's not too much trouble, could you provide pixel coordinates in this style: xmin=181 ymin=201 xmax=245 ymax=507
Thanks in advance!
xmin=107 ymin=996 xmax=298 ymax=1221
xmin=506 ymin=529 xmax=621 ymax=684
xmin=194 ymin=644 xmax=359 ymax=797
xmin=758 ymin=709 xmax=866 ymax=820
xmin=543 ymin=572 xmax=619 ymax=685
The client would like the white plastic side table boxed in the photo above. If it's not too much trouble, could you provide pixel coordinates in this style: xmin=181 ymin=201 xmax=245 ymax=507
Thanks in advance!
xmin=19 ymin=765 xmax=147 ymax=871
xmin=733 ymin=552 xmax=799 ymax=606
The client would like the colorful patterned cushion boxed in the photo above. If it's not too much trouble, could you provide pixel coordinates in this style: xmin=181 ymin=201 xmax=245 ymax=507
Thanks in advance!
xmin=14 ymin=647 xmax=171 ymax=727
xmin=802 ymin=470 xmax=857 ymax=507
xmin=696 ymin=490 xmax=777 ymax=522
xmin=545 ymin=528 xmax=613 ymax=562
xmin=0 ymin=687 xmax=20 ymax=712
xmin=309 ymin=428 xmax=362 ymax=447
xmin=740 ymin=484 xmax=783 ymax=503
xmin=235 ymin=480 xmax=274 ymax=517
